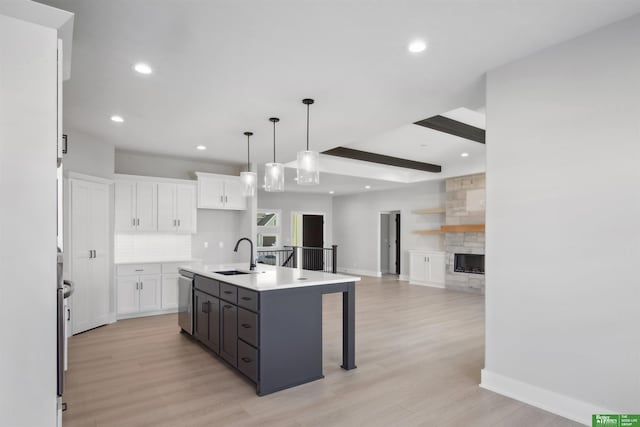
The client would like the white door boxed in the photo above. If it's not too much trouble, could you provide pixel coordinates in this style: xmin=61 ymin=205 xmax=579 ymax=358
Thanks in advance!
xmin=139 ymin=274 xmax=162 ymax=312
xmin=70 ymin=179 xmax=110 ymax=334
xmin=157 ymin=183 xmax=176 ymax=232
xmin=116 ymin=277 xmax=140 ymax=315
xmin=88 ymin=182 xmax=110 ymax=327
xmin=223 ymin=178 xmax=247 ymax=210
xmin=175 ymin=184 xmax=196 ymax=232
xmin=161 ymin=274 xmax=179 ymax=309
xmin=409 ymin=252 xmax=427 ymax=283
xmin=428 ymin=253 xmax=446 ymax=285
xmin=114 ymin=182 xmax=136 ymax=232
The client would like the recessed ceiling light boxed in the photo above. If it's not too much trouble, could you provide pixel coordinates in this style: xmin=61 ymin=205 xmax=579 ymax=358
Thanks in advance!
xmin=196 ymin=145 xmax=207 ymax=151
xmin=365 ymin=185 xmax=371 ymax=189
xmin=329 ymin=190 xmax=335 ymax=194
xmin=408 ymin=39 xmax=427 ymax=53
xmin=110 ymin=115 xmax=124 ymax=123
xmin=133 ymin=62 xmax=153 ymax=75
xmin=461 ymin=152 xmax=469 ymax=157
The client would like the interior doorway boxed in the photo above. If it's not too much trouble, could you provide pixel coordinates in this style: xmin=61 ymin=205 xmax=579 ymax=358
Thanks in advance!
xmin=292 ymin=212 xmax=326 ymax=271
xmin=380 ymin=211 xmax=401 ymax=276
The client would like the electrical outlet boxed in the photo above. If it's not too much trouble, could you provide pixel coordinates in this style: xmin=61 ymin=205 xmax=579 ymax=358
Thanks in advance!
xmin=203 ymin=242 xmax=208 ymax=249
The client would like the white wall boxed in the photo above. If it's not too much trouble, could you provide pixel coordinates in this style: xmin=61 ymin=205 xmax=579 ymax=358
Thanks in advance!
xmin=257 ymin=190 xmax=333 ymax=247
xmin=333 ymin=181 xmax=445 ymax=277
xmin=0 ymin=13 xmax=59 ymax=426
xmin=115 ymin=149 xmax=238 ymax=180
xmin=64 ymin=129 xmax=114 ymax=179
xmin=482 ymin=14 xmax=640 ymax=424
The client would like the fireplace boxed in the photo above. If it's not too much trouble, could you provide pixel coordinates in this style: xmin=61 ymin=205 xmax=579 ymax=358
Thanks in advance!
xmin=454 ymin=253 xmax=485 ymax=275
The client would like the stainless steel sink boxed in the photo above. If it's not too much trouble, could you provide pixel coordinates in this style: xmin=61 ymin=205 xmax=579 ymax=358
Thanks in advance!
xmin=214 ymin=270 xmax=250 ymax=276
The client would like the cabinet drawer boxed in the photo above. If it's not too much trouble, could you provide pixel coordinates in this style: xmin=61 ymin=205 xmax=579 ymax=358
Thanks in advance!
xmin=237 ymin=340 xmax=258 ymax=383
xmin=238 ymin=308 xmax=258 ymax=347
xmin=194 ymin=275 xmax=219 ymax=297
xmin=219 ymin=282 xmax=237 ymax=304
xmin=117 ymin=263 xmax=161 ymax=276
xmin=237 ymin=288 xmax=258 ymax=312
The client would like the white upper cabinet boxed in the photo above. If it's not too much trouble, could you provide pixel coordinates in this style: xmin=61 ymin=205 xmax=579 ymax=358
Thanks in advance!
xmin=115 ymin=176 xmax=197 ymax=234
xmin=157 ymin=183 xmax=197 ymax=233
xmin=115 ymin=181 xmax=158 ymax=232
xmin=196 ymin=172 xmax=247 ymax=211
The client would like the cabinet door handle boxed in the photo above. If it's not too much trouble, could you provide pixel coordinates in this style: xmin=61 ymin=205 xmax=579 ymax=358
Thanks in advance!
xmin=223 ymin=290 xmax=232 ymax=295
xmin=137 ymin=218 xmax=140 ymax=226
xmin=225 ymin=195 xmax=228 ymax=203
xmin=177 ymin=219 xmax=181 ymax=226
xmin=135 ymin=269 xmax=144 ymax=272
xmin=135 ymin=282 xmax=139 ymax=290
xmin=132 ymin=218 xmax=136 ymax=227
xmin=89 ymin=250 xmax=92 ymax=259
xmin=93 ymin=250 xmax=97 ymax=258
xmin=67 ymin=308 xmax=71 ymax=321
xmin=220 ymin=195 xmax=223 ymax=203
xmin=241 ymin=323 xmax=251 ymax=329
xmin=223 ymin=305 xmax=232 ymax=309
xmin=241 ymin=357 xmax=251 ymax=363
xmin=202 ymin=302 xmax=209 ymax=314
xmin=173 ymin=219 xmax=176 ymax=226
xmin=140 ymin=282 xmax=143 ymax=290
xmin=241 ymin=296 xmax=251 ymax=301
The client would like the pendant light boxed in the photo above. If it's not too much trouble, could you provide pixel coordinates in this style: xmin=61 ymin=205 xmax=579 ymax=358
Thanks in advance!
xmin=240 ymin=131 xmax=257 ymax=197
xmin=297 ymin=98 xmax=320 ymax=185
xmin=264 ymin=117 xmax=284 ymax=192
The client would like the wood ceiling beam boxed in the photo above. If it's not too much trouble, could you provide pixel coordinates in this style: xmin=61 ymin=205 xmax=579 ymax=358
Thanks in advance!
xmin=322 ymin=147 xmax=442 ymax=173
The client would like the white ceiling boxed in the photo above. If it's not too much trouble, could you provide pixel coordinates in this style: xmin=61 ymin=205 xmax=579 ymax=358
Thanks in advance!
xmin=38 ymin=0 xmax=640 ymax=188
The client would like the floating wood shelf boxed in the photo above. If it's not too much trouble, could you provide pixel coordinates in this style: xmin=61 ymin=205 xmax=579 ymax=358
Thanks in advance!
xmin=413 ymin=207 xmax=446 ymax=214
xmin=441 ymin=224 xmax=485 ymax=233
xmin=413 ymin=224 xmax=485 ymax=234
xmin=414 ymin=229 xmax=446 ymax=235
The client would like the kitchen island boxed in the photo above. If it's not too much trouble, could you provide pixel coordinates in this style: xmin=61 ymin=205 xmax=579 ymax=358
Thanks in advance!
xmin=178 ymin=263 xmax=360 ymax=396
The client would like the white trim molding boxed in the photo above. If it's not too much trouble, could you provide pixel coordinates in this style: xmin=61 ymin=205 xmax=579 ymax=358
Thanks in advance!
xmin=66 ymin=171 xmax=113 ymax=184
xmin=480 ymin=369 xmax=615 ymax=426
xmin=338 ymin=268 xmax=381 ymax=278
xmin=409 ymin=280 xmax=445 ymax=289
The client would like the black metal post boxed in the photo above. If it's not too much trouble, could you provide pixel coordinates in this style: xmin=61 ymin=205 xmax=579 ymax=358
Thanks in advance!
xmin=332 ymin=245 xmax=338 ymax=274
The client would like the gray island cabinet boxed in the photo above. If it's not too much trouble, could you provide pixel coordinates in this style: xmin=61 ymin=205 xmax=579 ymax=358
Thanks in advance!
xmin=179 ymin=264 xmax=360 ymax=396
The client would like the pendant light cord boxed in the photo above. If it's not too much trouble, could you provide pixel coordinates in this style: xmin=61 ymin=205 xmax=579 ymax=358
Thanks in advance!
xmin=306 ymin=103 xmax=310 ymax=151
xmin=273 ymin=120 xmax=276 ymax=163
xmin=246 ymin=134 xmax=250 ymax=171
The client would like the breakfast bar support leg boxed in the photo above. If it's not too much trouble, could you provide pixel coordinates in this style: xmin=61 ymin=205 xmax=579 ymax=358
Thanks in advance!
xmin=341 ymin=282 xmax=356 ymax=370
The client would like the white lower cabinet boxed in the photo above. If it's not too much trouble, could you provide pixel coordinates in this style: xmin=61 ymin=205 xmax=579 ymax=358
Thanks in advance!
xmin=409 ymin=250 xmax=446 ymax=287
xmin=116 ymin=262 xmax=191 ymax=317
xmin=116 ymin=273 xmax=161 ymax=315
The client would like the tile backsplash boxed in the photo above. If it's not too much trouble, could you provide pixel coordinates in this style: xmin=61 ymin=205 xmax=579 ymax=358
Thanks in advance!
xmin=115 ymin=233 xmax=192 ymax=262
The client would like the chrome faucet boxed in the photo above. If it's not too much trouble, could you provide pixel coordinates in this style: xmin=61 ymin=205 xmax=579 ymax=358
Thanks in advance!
xmin=233 ymin=237 xmax=256 ymax=271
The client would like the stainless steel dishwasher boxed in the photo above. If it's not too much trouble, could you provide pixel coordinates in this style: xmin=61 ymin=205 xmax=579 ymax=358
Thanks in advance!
xmin=178 ymin=269 xmax=194 ymax=334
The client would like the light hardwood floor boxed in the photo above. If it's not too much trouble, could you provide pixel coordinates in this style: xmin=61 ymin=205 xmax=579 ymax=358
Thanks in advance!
xmin=63 ymin=275 xmax=579 ymax=427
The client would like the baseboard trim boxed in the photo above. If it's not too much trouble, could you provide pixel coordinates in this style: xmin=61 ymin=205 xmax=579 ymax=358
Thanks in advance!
xmin=117 ymin=308 xmax=179 ymax=320
xmin=337 ymin=268 xmax=381 ymax=278
xmin=398 ymin=274 xmax=409 ymax=281
xmin=409 ymin=280 xmax=445 ymax=289
xmin=480 ymin=369 xmax=614 ymax=426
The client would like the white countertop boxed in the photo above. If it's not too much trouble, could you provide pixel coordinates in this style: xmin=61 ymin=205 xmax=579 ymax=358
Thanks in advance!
xmin=179 ymin=263 xmax=360 ymax=292
xmin=114 ymin=258 xmax=200 ymax=265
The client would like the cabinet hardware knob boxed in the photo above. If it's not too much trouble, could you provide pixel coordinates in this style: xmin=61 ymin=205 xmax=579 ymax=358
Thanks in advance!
xmin=241 ymin=357 xmax=251 ymax=363
xmin=241 ymin=323 xmax=251 ymax=329
xmin=241 ymin=297 xmax=251 ymax=301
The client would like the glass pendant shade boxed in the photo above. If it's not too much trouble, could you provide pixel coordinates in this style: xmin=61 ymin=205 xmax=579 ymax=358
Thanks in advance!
xmin=296 ymin=150 xmax=320 ymax=185
xmin=240 ymin=171 xmax=257 ymax=197
xmin=297 ymin=98 xmax=319 ymax=185
xmin=264 ymin=162 xmax=284 ymax=192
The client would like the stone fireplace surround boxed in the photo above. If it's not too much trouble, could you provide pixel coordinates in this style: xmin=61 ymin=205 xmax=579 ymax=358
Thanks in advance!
xmin=444 ymin=173 xmax=485 ymax=294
